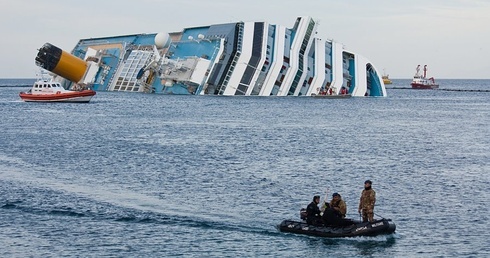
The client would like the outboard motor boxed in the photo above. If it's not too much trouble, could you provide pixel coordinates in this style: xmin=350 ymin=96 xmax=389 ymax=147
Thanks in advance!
xmin=300 ymin=208 xmax=307 ymax=220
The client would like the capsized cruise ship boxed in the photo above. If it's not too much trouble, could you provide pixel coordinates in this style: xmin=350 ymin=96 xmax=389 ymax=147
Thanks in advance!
xmin=35 ymin=16 xmax=387 ymax=97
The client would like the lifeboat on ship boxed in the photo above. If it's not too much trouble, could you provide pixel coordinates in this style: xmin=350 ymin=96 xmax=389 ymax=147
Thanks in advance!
xmin=19 ymin=78 xmax=96 ymax=103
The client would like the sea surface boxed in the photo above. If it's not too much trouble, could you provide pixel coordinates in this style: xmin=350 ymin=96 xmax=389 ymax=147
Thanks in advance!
xmin=1 ymin=79 xmax=489 ymax=257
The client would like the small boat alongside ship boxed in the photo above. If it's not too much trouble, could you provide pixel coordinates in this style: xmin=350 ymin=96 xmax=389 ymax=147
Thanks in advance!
xmin=382 ymin=76 xmax=392 ymax=85
xmin=382 ymin=69 xmax=392 ymax=85
xmin=19 ymin=76 xmax=96 ymax=103
xmin=312 ymin=93 xmax=351 ymax=99
xmin=411 ymin=65 xmax=439 ymax=89
xmin=311 ymin=86 xmax=351 ymax=98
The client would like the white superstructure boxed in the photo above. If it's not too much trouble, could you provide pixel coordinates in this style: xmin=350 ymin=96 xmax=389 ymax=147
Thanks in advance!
xmin=41 ymin=16 xmax=387 ymax=97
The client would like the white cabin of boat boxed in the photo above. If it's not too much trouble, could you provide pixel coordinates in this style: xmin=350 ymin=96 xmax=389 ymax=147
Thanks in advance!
xmin=29 ymin=79 xmax=69 ymax=95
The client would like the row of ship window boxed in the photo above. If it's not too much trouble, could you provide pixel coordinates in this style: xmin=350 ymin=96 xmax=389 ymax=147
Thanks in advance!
xmin=34 ymin=84 xmax=61 ymax=88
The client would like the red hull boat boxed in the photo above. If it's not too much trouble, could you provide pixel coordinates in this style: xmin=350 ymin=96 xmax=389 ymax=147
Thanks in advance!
xmin=411 ymin=65 xmax=439 ymax=89
xmin=19 ymin=77 xmax=96 ymax=103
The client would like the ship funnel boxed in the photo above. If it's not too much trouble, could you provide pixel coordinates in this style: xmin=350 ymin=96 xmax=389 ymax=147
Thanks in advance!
xmin=35 ymin=43 xmax=88 ymax=83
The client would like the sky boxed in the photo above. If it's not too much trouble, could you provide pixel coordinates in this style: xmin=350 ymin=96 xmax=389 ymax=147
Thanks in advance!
xmin=1 ymin=0 xmax=489 ymax=79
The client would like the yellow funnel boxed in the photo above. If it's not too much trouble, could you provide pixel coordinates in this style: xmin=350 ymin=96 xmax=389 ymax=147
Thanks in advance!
xmin=35 ymin=43 xmax=87 ymax=83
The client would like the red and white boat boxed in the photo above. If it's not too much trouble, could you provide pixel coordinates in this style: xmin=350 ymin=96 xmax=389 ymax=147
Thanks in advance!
xmin=411 ymin=65 xmax=439 ymax=89
xmin=19 ymin=78 xmax=96 ymax=103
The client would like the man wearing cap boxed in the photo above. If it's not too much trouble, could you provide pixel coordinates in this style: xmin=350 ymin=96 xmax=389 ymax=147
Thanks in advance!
xmin=330 ymin=193 xmax=347 ymax=218
xmin=322 ymin=193 xmax=354 ymax=227
xmin=358 ymin=180 xmax=376 ymax=222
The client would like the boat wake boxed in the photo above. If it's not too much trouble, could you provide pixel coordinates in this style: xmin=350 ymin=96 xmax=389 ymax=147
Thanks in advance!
xmin=1 ymin=163 xmax=279 ymax=238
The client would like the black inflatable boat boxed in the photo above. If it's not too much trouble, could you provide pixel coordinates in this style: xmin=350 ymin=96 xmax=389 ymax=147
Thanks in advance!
xmin=278 ymin=218 xmax=396 ymax=238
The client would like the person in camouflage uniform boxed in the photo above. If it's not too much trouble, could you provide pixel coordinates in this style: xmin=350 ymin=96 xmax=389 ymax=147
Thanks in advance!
xmin=330 ymin=193 xmax=347 ymax=218
xmin=358 ymin=180 xmax=376 ymax=222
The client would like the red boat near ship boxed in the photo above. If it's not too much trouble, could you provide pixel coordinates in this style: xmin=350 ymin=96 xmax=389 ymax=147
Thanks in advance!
xmin=411 ymin=65 xmax=439 ymax=89
xmin=19 ymin=77 xmax=96 ymax=103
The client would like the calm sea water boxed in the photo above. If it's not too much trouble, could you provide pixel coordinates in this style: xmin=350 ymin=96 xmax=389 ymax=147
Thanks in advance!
xmin=1 ymin=79 xmax=489 ymax=257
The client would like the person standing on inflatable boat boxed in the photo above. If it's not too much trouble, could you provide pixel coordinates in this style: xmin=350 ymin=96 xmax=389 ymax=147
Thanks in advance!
xmin=358 ymin=180 xmax=376 ymax=222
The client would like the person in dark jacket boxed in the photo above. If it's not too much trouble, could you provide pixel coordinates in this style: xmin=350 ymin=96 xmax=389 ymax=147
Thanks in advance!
xmin=306 ymin=195 xmax=322 ymax=225
xmin=322 ymin=205 xmax=355 ymax=227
